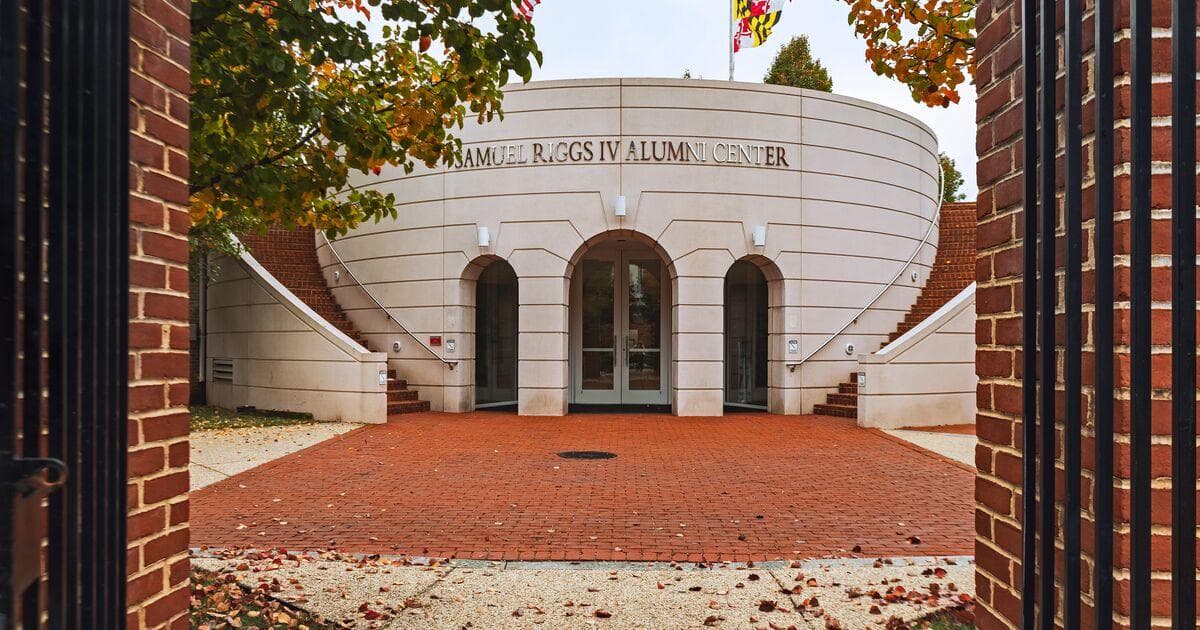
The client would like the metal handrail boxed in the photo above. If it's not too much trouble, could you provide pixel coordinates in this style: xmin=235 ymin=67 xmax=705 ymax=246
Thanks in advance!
xmin=786 ymin=167 xmax=945 ymax=372
xmin=316 ymin=230 xmax=458 ymax=369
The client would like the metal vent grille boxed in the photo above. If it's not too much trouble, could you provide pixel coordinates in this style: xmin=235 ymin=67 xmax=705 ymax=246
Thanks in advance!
xmin=211 ymin=359 xmax=234 ymax=383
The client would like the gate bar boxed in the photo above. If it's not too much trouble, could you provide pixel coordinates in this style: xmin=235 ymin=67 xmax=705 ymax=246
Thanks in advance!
xmin=1037 ymin=0 xmax=1058 ymax=622
xmin=1062 ymin=0 xmax=1084 ymax=623
xmin=21 ymin=0 xmax=45 ymax=467
xmin=79 ymin=0 xmax=100 ymax=615
xmin=0 ymin=0 xmax=19 ymax=612
xmin=1091 ymin=0 xmax=1116 ymax=625
xmin=1127 ymin=0 xmax=1153 ymax=623
xmin=1020 ymin=0 xmax=1040 ymax=624
xmin=1169 ymin=0 xmax=1197 ymax=625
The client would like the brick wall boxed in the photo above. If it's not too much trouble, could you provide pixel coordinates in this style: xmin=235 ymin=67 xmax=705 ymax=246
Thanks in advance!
xmin=974 ymin=0 xmax=1194 ymax=627
xmin=127 ymin=0 xmax=191 ymax=627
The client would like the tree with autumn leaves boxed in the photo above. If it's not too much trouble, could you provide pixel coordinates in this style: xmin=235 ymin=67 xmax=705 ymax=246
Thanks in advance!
xmin=842 ymin=0 xmax=975 ymax=107
xmin=764 ymin=36 xmax=834 ymax=92
xmin=190 ymin=0 xmax=541 ymax=251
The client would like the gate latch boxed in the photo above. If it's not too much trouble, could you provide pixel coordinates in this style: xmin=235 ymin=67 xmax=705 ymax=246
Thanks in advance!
xmin=6 ymin=457 xmax=68 ymax=497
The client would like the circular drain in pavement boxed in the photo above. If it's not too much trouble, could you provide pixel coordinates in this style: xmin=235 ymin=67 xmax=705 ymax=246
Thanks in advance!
xmin=556 ymin=450 xmax=616 ymax=460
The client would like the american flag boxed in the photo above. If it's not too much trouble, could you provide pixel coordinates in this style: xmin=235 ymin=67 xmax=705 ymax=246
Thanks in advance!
xmin=516 ymin=0 xmax=541 ymax=20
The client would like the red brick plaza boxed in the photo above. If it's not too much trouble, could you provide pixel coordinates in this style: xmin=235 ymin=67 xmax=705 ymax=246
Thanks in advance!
xmin=192 ymin=413 xmax=973 ymax=562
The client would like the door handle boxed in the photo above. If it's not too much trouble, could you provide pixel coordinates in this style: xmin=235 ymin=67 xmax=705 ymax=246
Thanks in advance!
xmin=5 ymin=456 xmax=68 ymax=497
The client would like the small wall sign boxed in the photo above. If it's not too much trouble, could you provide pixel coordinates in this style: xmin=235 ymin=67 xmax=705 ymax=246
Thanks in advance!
xmin=429 ymin=336 xmax=442 ymax=347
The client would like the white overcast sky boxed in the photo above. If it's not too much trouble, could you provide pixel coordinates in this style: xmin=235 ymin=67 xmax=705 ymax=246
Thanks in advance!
xmin=522 ymin=0 xmax=977 ymax=196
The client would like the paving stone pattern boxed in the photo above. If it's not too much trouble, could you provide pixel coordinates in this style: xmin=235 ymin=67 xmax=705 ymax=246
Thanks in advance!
xmin=191 ymin=413 xmax=974 ymax=562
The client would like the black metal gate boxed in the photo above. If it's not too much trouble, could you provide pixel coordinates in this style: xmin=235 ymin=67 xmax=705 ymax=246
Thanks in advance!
xmin=1 ymin=1 xmax=130 ymax=627
xmin=1020 ymin=0 xmax=1196 ymax=626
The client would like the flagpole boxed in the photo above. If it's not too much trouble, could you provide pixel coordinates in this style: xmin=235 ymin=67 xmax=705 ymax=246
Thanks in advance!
xmin=728 ymin=0 xmax=735 ymax=80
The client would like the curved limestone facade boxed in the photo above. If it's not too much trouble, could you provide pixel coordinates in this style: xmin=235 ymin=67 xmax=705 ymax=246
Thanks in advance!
xmin=317 ymin=78 xmax=941 ymax=416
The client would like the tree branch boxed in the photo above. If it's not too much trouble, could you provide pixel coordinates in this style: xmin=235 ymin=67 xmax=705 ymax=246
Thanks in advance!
xmin=190 ymin=126 xmax=322 ymax=195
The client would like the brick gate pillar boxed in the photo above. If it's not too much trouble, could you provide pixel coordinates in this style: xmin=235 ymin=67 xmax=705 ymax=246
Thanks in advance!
xmin=127 ymin=0 xmax=192 ymax=627
xmin=973 ymin=0 xmax=1198 ymax=627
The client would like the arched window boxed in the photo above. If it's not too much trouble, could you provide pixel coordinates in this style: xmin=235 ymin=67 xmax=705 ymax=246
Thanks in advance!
xmin=724 ymin=261 xmax=768 ymax=408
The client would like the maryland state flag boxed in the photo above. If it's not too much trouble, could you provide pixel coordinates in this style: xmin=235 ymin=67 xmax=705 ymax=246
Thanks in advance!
xmin=733 ymin=0 xmax=782 ymax=52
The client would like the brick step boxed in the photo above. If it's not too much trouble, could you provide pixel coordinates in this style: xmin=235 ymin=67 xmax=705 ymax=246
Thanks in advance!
xmin=838 ymin=382 xmax=858 ymax=394
xmin=920 ymin=282 xmax=969 ymax=290
xmin=388 ymin=400 xmax=432 ymax=415
xmin=388 ymin=387 xmax=419 ymax=401
xmin=910 ymin=301 xmax=947 ymax=310
xmin=826 ymin=392 xmax=858 ymax=406
xmin=292 ymin=295 xmax=342 ymax=305
xmin=812 ymin=402 xmax=857 ymax=419
xmin=282 ymin=283 xmax=338 ymax=291
xmin=928 ymin=284 xmax=969 ymax=290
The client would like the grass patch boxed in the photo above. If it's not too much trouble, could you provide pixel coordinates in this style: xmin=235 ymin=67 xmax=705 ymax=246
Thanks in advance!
xmin=922 ymin=615 xmax=974 ymax=629
xmin=190 ymin=406 xmax=318 ymax=432
xmin=900 ymin=609 xmax=974 ymax=629
xmin=191 ymin=568 xmax=334 ymax=628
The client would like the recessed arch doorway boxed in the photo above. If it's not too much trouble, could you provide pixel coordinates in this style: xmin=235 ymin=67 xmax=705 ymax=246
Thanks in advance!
xmin=724 ymin=260 xmax=769 ymax=408
xmin=475 ymin=259 xmax=519 ymax=407
xmin=569 ymin=234 xmax=672 ymax=405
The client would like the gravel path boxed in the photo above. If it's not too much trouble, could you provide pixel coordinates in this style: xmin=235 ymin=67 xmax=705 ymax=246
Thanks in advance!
xmin=192 ymin=550 xmax=974 ymax=628
xmin=190 ymin=422 xmax=362 ymax=491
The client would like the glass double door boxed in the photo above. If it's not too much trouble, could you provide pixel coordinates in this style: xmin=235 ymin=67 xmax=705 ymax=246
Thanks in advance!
xmin=573 ymin=248 xmax=668 ymax=404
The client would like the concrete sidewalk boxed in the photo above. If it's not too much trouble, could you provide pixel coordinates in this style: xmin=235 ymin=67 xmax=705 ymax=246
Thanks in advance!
xmin=190 ymin=422 xmax=361 ymax=491
xmin=883 ymin=429 xmax=977 ymax=467
xmin=193 ymin=550 xmax=974 ymax=629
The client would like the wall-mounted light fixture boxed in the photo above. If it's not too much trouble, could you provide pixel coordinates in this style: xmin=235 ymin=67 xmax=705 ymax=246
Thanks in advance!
xmin=752 ymin=225 xmax=767 ymax=247
xmin=614 ymin=195 xmax=627 ymax=216
xmin=477 ymin=226 xmax=490 ymax=247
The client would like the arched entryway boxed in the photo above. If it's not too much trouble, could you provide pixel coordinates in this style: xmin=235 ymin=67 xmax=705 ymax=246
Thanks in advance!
xmin=569 ymin=233 xmax=672 ymax=406
xmin=475 ymin=260 xmax=519 ymax=407
xmin=724 ymin=260 xmax=769 ymax=408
